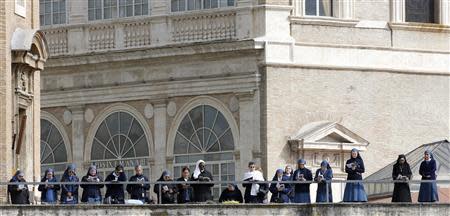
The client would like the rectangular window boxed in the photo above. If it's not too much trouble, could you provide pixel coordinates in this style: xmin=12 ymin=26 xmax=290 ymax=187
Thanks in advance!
xmin=89 ymin=0 xmax=149 ymax=20
xmin=405 ymin=0 xmax=435 ymax=23
xmin=15 ymin=0 xmax=26 ymax=17
xmin=88 ymin=0 xmax=103 ymax=20
xmin=305 ymin=0 xmax=333 ymax=16
xmin=39 ymin=0 xmax=66 ymax=26
xmin=172 ymin=0 xmax=234 ymax=12
xmin=104 ymin=0 xmax=118 ymax=19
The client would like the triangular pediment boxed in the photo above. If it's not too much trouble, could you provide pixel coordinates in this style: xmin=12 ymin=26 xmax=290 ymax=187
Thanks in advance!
xmin=317 ymin=132 xmax=353 ymax=143
xmin=288 ymin=121 xmax=369 ymax=151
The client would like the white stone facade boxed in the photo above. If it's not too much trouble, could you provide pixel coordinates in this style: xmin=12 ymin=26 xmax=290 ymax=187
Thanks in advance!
xmin=40 ymin=0 xmax=449 ymax=201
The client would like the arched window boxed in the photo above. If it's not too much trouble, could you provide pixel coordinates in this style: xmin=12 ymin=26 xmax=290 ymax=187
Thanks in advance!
xmin=173 ymin=105 xmax=235 ymax=199
xmin=91 ymin=111 xmax=150 ymax=180
xmin=40 ymin=119 xmax=68 ymax=178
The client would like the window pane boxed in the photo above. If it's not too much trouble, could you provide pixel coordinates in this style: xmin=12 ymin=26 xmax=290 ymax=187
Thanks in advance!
xmin=319 ymin=0 xmax=332 ymax=16
xmin=211 ymin=0 xmax=218 ymax=8
xmin=305 ymin=0 xmax=317 ymax=15
xmin=405 ymin=0 xmax=435 ymax=23
xmin=171 ymin=0 xmax=178 ymax=12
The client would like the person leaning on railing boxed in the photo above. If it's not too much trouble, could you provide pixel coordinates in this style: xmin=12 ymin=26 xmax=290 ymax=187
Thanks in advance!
xmin=242 ymin=161 xmax=265 ymax=203
xmin=60 ymin=164 xmax=79 ymax=204
xmin=104 ymin=165 xmax=127 ymax=204
xmin=292 ymin=159 xmax=313 ymax=204
xmin=191 ymin=160 xmax=214 ymax=202
xmin=127 ymin=165 xmax=152 ymax=204
xmin=176 ymin=166 xmax=193 ymax=204
xmin=269 ymin=169 xmax=292 ymax=203
xmin=8 ymin=170 xmax=30 ymax=205
xmin=391 ymin=154 xmax=412 ymax=202
xmin=81 ymin=165 xmax=104 ymax=204
xmin=38 ymin=168 xmax=60 ymax=204
xmin=314 ymin=160 xmax=333 ymax=203
xmin=418 ymin=150 xmax=439 ymax=202
xmin=343 ymin=148 xmax=367 ymax=202
xmin=154 ymin=170 xmax=177 ymax=204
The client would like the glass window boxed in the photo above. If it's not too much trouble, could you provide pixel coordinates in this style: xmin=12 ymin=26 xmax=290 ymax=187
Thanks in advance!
xmin=91 ymin=112 xmax=149 ymax=160
xmin=90 ymin=111 xmax=151 ymax=199
xmin=173 ymin=105 xmax=235 ymax=200
xmin=406 ymin=0 xmax=435 ymax=23
xmin=172 ymin=0 xmax=234 ymax=12
xmin=39 ymin=0 xmax=66 ymax=26
xmin=40 ymin=119 xmax=68 ymax=178
xmin=305 ymin=0 xmax=333 ymax=16
xmin=89 ymin=0 xmax=149 ymax=20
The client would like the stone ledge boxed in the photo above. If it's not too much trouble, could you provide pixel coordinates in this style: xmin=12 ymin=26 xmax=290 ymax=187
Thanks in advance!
xmin=1 ymin=203 xmax=449 ymax=216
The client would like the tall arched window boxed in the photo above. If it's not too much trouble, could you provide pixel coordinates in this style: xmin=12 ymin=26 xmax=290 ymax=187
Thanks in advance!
xmin=406 ymin=0 xmax=435 ymax=23
xmin=40 ymin=119 xmax=68 ymax=178
xmin=91 ymin=111 xmax=150 ymax=180
xmin=173 ymin=105 xmax=235 ymax=199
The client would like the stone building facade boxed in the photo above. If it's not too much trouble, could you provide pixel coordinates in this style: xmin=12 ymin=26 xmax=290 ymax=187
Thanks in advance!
xmin=0 ymin=0 xmax=48 ymax=202
xmin=40 ymin=0 xmax=449 ymax=201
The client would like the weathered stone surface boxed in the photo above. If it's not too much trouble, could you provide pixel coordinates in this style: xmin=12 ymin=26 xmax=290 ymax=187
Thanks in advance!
xmin=0 ymin=204 xmax=449 ymax=216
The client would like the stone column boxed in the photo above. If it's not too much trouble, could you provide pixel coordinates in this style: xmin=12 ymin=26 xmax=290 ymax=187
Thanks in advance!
xmin=152 ymin=102 xmax=167 ymax=180
xmin=391 ymin=0 xmax=405 ymax=22
xmin=237 ymin=91 xmax=261 ymax=178
xmin=440 ymin=0 xmax=450 ymax=25
xmin=69 ymin=105 xmax=85 ymax=174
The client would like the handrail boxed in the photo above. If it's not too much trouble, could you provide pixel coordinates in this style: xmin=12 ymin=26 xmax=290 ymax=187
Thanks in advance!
xmin=3 ymin=179 xmax=449 ymax=185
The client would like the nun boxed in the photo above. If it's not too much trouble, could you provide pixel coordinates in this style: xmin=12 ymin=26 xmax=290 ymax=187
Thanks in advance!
xmin=60 ymin=164 xmax=79 ymax=204
xmin=418 ymin=150 xmax=439 ymax=202
xmin=292 ymin=159 xmax=313 ymax=203
xmin=219 ymin=184 xmax=243 ymax=203
xmin=38 ymin=168 xmax=60 ymax=204
xmin=269 ymin=168 xmax=292 ymax=203
xmin=176 ymin=166 xmax=194 ymax=203
xmin=314 ymin=160 xmax=333 ymax=203
xmin=242 ymin=161 xmax=265 ymax=203
xmin=8 ymin=170 xmax=30 ymax=204
xmin=343 ymin=148 xmax=367 ymax=202
xmin=105 ymin=165 xmax=127 ymax=204
xmin=127 ymin=165 xmax=151 ymax=204
xmin=391 ymin=154 xmax=412 ymax=202
xmin=154 ymin=170 xmax=177 ymax=204
xmin=81 ymin=165 xmax=104 ymax=204
xmin=191 ymin=160 xmax=214 ymax=202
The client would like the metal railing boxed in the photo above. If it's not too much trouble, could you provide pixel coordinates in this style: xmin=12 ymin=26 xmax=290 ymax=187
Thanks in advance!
xmin=3 ymin=179 xmax=448 ymax=204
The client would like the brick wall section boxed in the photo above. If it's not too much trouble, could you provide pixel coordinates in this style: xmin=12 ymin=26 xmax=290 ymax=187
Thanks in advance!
xmin=264 ymin=66 xmax=450 ymax=176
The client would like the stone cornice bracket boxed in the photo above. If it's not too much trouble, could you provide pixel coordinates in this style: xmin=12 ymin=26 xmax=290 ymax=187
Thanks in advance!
xmin=236 ymin=91 xmax=255 ymax=102
xmin=68 ymin=105 xmax=85 ymax=115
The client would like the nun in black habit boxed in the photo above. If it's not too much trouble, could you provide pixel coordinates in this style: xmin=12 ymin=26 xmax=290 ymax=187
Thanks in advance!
xmin=391 ymin=154 xmax=412 ymax=202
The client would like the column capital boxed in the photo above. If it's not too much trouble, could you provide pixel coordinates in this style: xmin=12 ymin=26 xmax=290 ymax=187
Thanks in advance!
xmin=68 ymin=105 xmax=85 ymax=115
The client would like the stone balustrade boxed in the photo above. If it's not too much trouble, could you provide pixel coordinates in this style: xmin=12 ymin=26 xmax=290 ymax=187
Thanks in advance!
xmin=41 ymin=8 xmax=242 ymax=57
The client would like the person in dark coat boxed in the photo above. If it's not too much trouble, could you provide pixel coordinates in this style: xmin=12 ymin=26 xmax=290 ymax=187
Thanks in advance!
xmin=343 ymin=148 xmax=367 ymax=202
xmin=81 ymin=165 xmax=104 ymax=204
xmin=242 ymin=161 xmax=265 ymax=203
xmin=284 ymin=165 xmax=294 ymax=202
xmin=191 ymin=160 xmax=214 ymax=202
xmin=269 ymin=169 xmax=292 ymax=203
xmin=104 ymin=165 xmax=127 ymax=204
xmin=219 ymin=184 xmax=243 ymax=203
xmin=8 ymin=171 xmax=30 ymax=204
xmin=60 ymin=164 xmax=79 ymax=204
xmin=154 ymin=170 xmax=177 ymax=204
xmin=292 ymin=159 xmax=313 ymax=203
xmin=314 ymin=160 xmax=333 ymax=203
xmin=127 ymin=165 xmax=151 ymax=204
xmin=392 ymin=154 xmax=412 ymax=202
xmin=176 ymin=166 xmax=193 ymax=204
xmin=418 ymin=150 xmax=439 ymax=202
xmin=38 ymin=168 xmax=60 ymax=204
